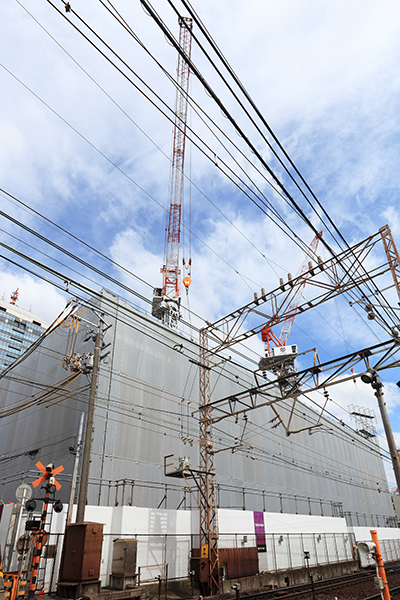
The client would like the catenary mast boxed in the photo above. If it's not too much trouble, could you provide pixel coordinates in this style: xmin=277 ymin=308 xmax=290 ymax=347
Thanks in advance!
xmin=152 ymin=17 xmax=193 ymax=329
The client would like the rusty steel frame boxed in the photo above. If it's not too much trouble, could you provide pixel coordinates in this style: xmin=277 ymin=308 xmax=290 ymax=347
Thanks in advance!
xmin=198 ymin=329 xmax=219 ymax=593
xmin=205 ymin=226 xmax=397 ymax=352
xmin=380 ymin=225 xmax=400 ymax=304
xmin=197 ymin=225 xmax=400 ymax=593
xmin=201 ymin=339 xmax=400 ymax=423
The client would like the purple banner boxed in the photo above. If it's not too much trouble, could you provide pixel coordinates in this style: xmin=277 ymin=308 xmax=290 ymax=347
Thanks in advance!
xmin=253 ymin=511 xmax=266 ymax=553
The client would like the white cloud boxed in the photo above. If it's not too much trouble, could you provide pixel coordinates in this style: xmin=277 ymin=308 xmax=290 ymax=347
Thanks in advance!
xmin=2 ymin=0 xmax=400 ymax=452
xmin=0 ymin=269 xmax=67 ymax=323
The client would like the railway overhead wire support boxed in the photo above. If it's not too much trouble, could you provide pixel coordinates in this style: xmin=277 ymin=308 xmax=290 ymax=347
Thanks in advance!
xmin=199 ymin=339 xmax=400 ymax=424
xmin=205 ymin=225 xmax=400 ymax=352
xmin=361 ymin=369 xmax=400 ymax=500
xmin=380 ymin=225 xmax=400 ymax=306
xmin=262 ymin=230 xmax=322 ymax=354
xmin=197 ymin=224 xmax=400 ymax=593
xmin=198 ymin=329 xmax=219 ymax=594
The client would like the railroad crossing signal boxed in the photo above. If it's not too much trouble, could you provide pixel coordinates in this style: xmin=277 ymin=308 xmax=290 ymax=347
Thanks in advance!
xmin=32 ymin=462 xmax=64 ymax=491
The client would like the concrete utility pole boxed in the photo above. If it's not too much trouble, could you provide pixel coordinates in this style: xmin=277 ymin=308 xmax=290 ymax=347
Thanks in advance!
xmin=76 ymin=322 xmax=102 ymax=522
xmin=67 ymin=412 xmax=84 ymax=525
xmin=361 ymin=369 xmax=400 ymax=493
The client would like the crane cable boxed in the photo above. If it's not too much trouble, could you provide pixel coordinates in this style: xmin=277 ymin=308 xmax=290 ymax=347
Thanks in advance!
xmin=174 ymin=0 xmax=400 ymax=330
xmin=140 ymin=0 xmax=400 ymax=331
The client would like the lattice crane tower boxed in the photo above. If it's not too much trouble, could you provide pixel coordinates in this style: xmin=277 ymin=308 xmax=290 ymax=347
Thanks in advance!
xmin=152 ymin=17 xmax=193 ymax=329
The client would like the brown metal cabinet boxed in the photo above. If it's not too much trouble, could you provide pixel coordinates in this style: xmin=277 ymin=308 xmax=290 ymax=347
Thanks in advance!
xmin=59 ymin=522 xmax=104 ymax=582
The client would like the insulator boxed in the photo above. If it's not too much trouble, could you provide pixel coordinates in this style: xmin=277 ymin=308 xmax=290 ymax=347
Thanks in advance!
xmin=279 ymin=278 xmax=285 ymax=291
xmin=261 ymin=288 xmax=266 ymax=297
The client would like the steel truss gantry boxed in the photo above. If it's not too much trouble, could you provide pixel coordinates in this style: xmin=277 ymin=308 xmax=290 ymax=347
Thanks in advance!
xmin=202 ymin=338 xmax=400 ymax=423
xmin=206 ymin=225 xmax=399 ymax=352
xmin=197 ymin=225 xmax=400 ymax=594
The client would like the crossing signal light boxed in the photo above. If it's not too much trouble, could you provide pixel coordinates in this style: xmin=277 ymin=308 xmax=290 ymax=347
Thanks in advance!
xmin=25 ymin=498 xmax=37 ymax=512
xmin=53 ymin=499 xmax=63 ymax=513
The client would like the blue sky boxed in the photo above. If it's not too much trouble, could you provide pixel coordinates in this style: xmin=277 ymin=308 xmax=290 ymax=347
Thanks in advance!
xmin=2 ymin=0 xmax=400 ymax=485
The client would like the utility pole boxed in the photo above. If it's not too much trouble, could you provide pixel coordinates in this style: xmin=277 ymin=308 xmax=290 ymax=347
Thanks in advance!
xmin=76 ymin=321 xmax=102 ymax=523
xmin=66 ymin=412 xmax=84 ymax=525
xmin=361 ymin=369 xmax=400 ymax=493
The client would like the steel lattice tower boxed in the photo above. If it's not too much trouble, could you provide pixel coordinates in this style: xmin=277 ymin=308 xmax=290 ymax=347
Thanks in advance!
xmin=163 ymin=17 xmax=193 ymax=300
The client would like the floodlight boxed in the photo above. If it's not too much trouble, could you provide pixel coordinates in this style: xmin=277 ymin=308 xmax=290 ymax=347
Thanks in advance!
xmin=356 ymin=541 xmax=376 ymax=555
xmin=361 ymin=369 xmax=376 ymax=385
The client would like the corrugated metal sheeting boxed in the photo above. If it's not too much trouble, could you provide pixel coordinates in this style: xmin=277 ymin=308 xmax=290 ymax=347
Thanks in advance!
xmin=0 ymin=291 xmax=395 ymax=526
xmin=219 ymin=548 xmax=259 ymax=579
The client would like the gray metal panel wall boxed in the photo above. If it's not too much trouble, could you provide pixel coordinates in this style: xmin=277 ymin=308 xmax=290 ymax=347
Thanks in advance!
xmin=0 ymin=291 xmax=394 ymax=526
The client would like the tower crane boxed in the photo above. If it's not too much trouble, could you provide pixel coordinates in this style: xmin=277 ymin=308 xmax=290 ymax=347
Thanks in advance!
xmin=259 ymin=231 xmax=322 ymax=375
xmin=152 ymin=17 xmax=193 ymax=329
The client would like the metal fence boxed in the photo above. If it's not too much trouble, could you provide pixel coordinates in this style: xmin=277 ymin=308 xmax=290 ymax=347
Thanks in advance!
xmin=10 ymin=530 xmax=400 ymax=595
xmin=33 ymin=531 xmax=360 ymax=594
xmin=96 ymin=478 xmax=398 ymax=528
xmin=35 ymin=533 xmax=64 ymax=595
xmin=360 ymin=537 xmax=400 ymax=568
xmin=34 ymin=533 xmax=193 ymax=594
xmin=219 ymin=532 xmax=356 ymax=572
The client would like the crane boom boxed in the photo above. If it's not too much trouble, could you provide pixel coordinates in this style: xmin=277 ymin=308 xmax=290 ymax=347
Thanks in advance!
xmin=261 ymin=232 xmax=322 ymax=355
xmin=278 ymin=231 xmax=322 ymax=345
xmin=152 ymin=17 xmax=193 ymax=328
xmin=260 ymin=232 xmax=322 ymax=377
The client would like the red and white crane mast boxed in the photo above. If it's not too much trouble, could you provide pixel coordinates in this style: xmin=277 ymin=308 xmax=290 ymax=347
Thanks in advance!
xmin=153 ymin=17 xmax=193 ymax=328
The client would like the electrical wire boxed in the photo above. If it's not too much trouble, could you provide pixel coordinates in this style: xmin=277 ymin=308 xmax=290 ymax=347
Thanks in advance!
xmin=138 ymin=0 xmax=400 ymax=335
xmin=171 ymin=0 xmax=400 ymax=331
xmin=7 ymin=3 xmax=396 ymax=352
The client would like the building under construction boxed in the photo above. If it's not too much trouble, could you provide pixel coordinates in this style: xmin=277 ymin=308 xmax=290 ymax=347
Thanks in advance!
xmin=0 ymin=289 xmax=396 ymax=528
